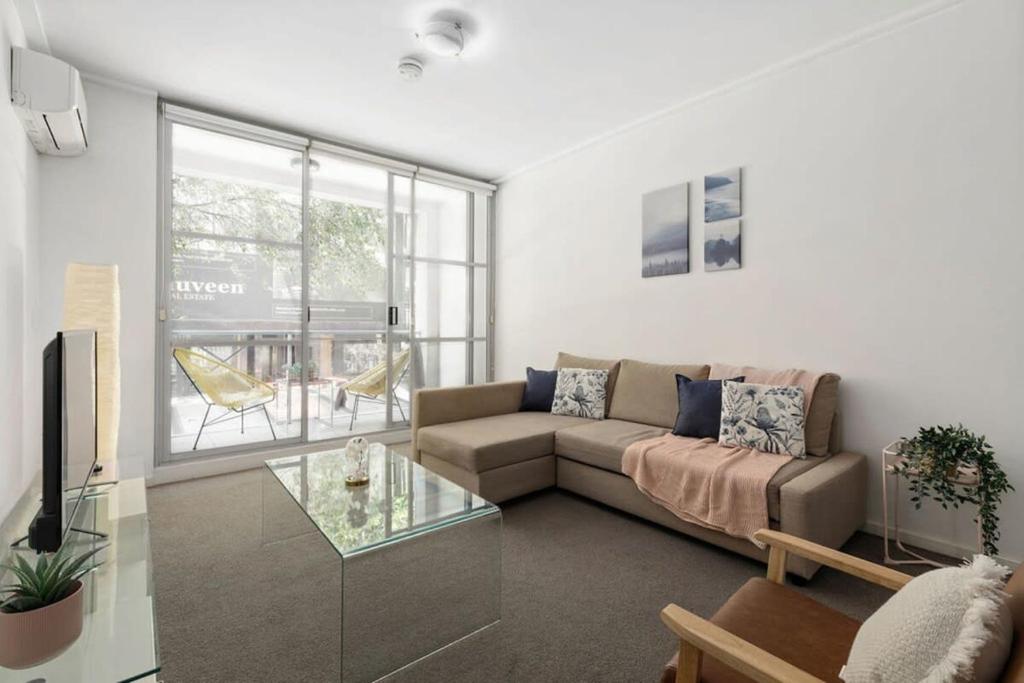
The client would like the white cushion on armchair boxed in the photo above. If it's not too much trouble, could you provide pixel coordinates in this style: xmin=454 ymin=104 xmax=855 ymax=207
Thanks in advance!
xmin=841 ymin=555 xmax=1013 ymax=683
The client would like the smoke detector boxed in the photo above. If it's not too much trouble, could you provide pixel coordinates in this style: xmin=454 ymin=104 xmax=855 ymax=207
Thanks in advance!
xmin=416 ymin=21 xmax=464 ymax=57
xmin=397 ymin=57 xmax=424 ymax=81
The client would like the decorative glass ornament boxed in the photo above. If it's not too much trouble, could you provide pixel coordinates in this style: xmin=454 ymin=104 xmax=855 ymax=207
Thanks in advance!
xmin=344 ymin=437 xmax=370 ymax=486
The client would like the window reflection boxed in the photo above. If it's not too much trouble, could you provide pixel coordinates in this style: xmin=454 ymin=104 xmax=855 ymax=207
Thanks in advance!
xmin=266 ymin=448 xmax=492 ymax=556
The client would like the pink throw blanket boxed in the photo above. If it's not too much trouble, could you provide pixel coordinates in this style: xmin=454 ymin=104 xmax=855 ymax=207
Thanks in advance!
xmin=622 ymin=368 xmax=823 ymax=547
xmin=622 ymin=436 xmax=791 ymax=546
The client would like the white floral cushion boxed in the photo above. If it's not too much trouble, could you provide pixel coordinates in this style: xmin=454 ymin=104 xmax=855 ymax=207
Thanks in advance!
xmin=719 ymin=381 xmax=806 ymax=458
xmin=551 ymin=368 xmax=608 ymax=420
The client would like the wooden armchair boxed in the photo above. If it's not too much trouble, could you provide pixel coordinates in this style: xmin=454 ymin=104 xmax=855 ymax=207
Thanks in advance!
xmin=660 ymin=529 xmax=1024 ymax=683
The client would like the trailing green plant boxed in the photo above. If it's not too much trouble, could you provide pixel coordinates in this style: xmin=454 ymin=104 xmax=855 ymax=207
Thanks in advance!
xmin=0 ymin=544 xmax=102 ymax=614
xmin=892 ymin=424 xmax=1014 ymax=555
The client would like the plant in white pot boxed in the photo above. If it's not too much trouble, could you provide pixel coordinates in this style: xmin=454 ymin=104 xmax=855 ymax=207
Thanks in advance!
xmin=0 ymin=544 xmax=102 ymax=669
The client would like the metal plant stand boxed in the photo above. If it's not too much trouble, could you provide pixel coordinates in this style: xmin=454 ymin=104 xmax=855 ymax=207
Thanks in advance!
xmin=881 ymin=440 xmax=983 ymax=568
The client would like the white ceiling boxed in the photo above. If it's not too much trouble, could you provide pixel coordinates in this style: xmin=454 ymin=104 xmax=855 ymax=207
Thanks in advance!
xmin=33 ymin=0 xmax=930 ymax=181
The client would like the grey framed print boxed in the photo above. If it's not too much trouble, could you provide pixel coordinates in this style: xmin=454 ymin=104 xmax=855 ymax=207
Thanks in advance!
xmin=642 ymin=183 xmax=689 ymax=278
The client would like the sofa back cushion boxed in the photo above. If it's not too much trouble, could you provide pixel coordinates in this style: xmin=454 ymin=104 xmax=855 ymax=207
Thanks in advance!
xmin=555 ymin=352 xmax=622 ymax=414
xmin=608 ymin=359 xmax=710 ymax=428
xmin=709 ymin=364 xmax=840 ymax=456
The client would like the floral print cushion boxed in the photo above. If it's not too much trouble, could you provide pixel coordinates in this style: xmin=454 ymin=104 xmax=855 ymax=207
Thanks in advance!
xmin=551 ymin=368 xmax=609 ymax=420
xmin=719 ymin=381 xmax=806 ymax=458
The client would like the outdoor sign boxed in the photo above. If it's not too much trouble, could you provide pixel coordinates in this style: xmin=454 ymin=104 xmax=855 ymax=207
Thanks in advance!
xmin=170 ymin=250 xmax=386 ymax=328
xmin=170 ymin=251 xmax=274 ymax=321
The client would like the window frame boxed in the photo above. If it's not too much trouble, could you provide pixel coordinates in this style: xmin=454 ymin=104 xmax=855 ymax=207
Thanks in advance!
xmin=155 ymin=102 xmax=495 ymax=467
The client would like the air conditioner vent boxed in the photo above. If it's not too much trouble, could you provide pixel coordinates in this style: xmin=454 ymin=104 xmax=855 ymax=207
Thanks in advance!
xmin=10 ymin=47 xmax=89 ymax=156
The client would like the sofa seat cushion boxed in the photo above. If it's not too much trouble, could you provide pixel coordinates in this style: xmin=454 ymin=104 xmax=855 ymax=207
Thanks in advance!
xmin=557 ymin=422 xmax=823 ymax=521
xmin=416 ymin=412 xmax=591 ymax=473
xmin=555 ymin=419 xmax=670 ymax=472
xmin=661 ymin=577 xmax=861 ymax=683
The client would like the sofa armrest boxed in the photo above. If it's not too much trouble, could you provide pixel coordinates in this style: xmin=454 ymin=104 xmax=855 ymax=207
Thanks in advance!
xmin=778 ymin=451 xmax=868 ymax=579
xmin=411 ymin=381 xmax=526 ymax=461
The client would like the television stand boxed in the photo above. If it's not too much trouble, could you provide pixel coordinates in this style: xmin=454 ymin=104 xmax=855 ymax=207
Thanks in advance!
xmin=9 ymin=524 xmax=111 ymax=552
xmin=8 ymin=477 xmax=118 ymax=552
xmin=0 ymin=477 xmax=159 ymax=682
xmin=68 ymin=526 xmax=109 ymax=540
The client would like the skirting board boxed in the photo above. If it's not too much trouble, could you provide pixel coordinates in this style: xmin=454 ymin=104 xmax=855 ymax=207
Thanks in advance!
xmin=149 ymin=428 xmax=411 ymax=487
xmin=861 ymin=520 xmax=1020 ymax=568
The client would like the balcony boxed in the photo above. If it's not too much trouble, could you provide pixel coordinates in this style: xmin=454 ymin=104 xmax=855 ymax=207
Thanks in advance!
xmin=168 ymin=337 xmax=412 ymax=457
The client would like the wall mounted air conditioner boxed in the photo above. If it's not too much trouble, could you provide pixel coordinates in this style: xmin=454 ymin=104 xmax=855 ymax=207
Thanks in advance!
xmin=10 ymin=46 xmax=88 ymax=156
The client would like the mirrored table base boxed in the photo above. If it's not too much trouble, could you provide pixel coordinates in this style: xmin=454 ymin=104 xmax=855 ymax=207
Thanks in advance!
xmin=261 ymin=448 xmax=501 ymax=682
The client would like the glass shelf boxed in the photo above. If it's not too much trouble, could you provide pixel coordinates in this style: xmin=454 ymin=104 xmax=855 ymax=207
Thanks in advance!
xmin=0 ymin=478 xmax=159 ymax=683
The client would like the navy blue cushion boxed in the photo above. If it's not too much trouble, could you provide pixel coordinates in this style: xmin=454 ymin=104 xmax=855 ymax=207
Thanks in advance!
xmin=672 ymin=374 xmax=745 ymax=439
xmin=520 ymin=367 xmax=558 ymax=412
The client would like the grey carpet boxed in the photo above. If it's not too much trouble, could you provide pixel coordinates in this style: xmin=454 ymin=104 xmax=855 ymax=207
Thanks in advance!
xmin=149 ymin=462 xmax=945 ymax=683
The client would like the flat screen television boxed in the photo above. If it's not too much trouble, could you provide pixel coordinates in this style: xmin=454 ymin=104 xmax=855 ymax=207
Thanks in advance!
xmin=28 ymin=330 xmax=98 ymax=552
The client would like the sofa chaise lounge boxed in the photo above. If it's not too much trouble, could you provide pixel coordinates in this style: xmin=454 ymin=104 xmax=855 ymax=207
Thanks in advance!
xmin=411 ymin=353 xmax=867 ymax=580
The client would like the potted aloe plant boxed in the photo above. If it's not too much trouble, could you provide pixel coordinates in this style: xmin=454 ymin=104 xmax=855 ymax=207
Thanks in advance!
xmin=892 ymin=424 xmax=1014 ymax=556
xmin=0 ymin=544 xmax=102 ymax=669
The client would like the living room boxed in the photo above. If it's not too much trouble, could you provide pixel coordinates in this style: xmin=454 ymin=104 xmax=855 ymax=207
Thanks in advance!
xmin=1 ymin=0 xmax=1022 ymax=681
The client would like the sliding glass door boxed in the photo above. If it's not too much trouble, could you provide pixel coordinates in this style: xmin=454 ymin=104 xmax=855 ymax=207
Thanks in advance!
xmin=157 ymin=106 xmax=492 ymax=463
xmin=305 ymin=151 xmax=411 ymax=441
xmin=164 ymin=122 xmax=305 ymax=455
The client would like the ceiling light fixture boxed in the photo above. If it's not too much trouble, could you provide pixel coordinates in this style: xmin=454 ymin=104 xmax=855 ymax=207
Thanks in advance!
xmin=397 ymin=57 xmax=424 ymax=81
xmin=416 ymin=21 xmax=464 ymax=57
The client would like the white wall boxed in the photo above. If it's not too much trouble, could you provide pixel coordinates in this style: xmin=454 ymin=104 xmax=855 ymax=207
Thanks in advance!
xmin=36 ymin=79 xmax=157 ymax=478
xmin=0 ymin=0 xmax=40 ymax=524
xmin=495 ymin=0 xmax=1024 ymax=561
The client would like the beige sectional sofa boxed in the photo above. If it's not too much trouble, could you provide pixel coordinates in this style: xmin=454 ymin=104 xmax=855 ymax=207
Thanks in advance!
xmin=412 ymin=353 xmax=867 ymax=579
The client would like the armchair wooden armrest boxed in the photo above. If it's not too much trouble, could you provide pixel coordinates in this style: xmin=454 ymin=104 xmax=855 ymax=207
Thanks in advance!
xmin=660 ymin=604 xmax=825 ymax=683
xmin=754 ymin=529 xmax=913 ymax=591
xmin=659 ymin=532 xmax=910 ymax=683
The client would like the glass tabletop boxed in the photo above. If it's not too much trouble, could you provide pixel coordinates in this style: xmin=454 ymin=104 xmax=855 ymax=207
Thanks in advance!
xmin=264 ymin=445 xmax=498 ymax=557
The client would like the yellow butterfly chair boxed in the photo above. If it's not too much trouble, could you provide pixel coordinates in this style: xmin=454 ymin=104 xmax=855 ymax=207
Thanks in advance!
xmin=173 ymin=348 xmax=278 ymax=450
xmin=338 ymin=347 xmax=412 ymax=431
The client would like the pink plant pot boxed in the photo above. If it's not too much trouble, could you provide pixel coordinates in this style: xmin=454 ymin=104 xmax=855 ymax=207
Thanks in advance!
xmin=0 ymin=580 xmax=84 ymax=669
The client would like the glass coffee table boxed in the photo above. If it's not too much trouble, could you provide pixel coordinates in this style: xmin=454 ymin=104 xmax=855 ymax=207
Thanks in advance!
xmin=262 ymin=445 xmax=501 ymax=682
